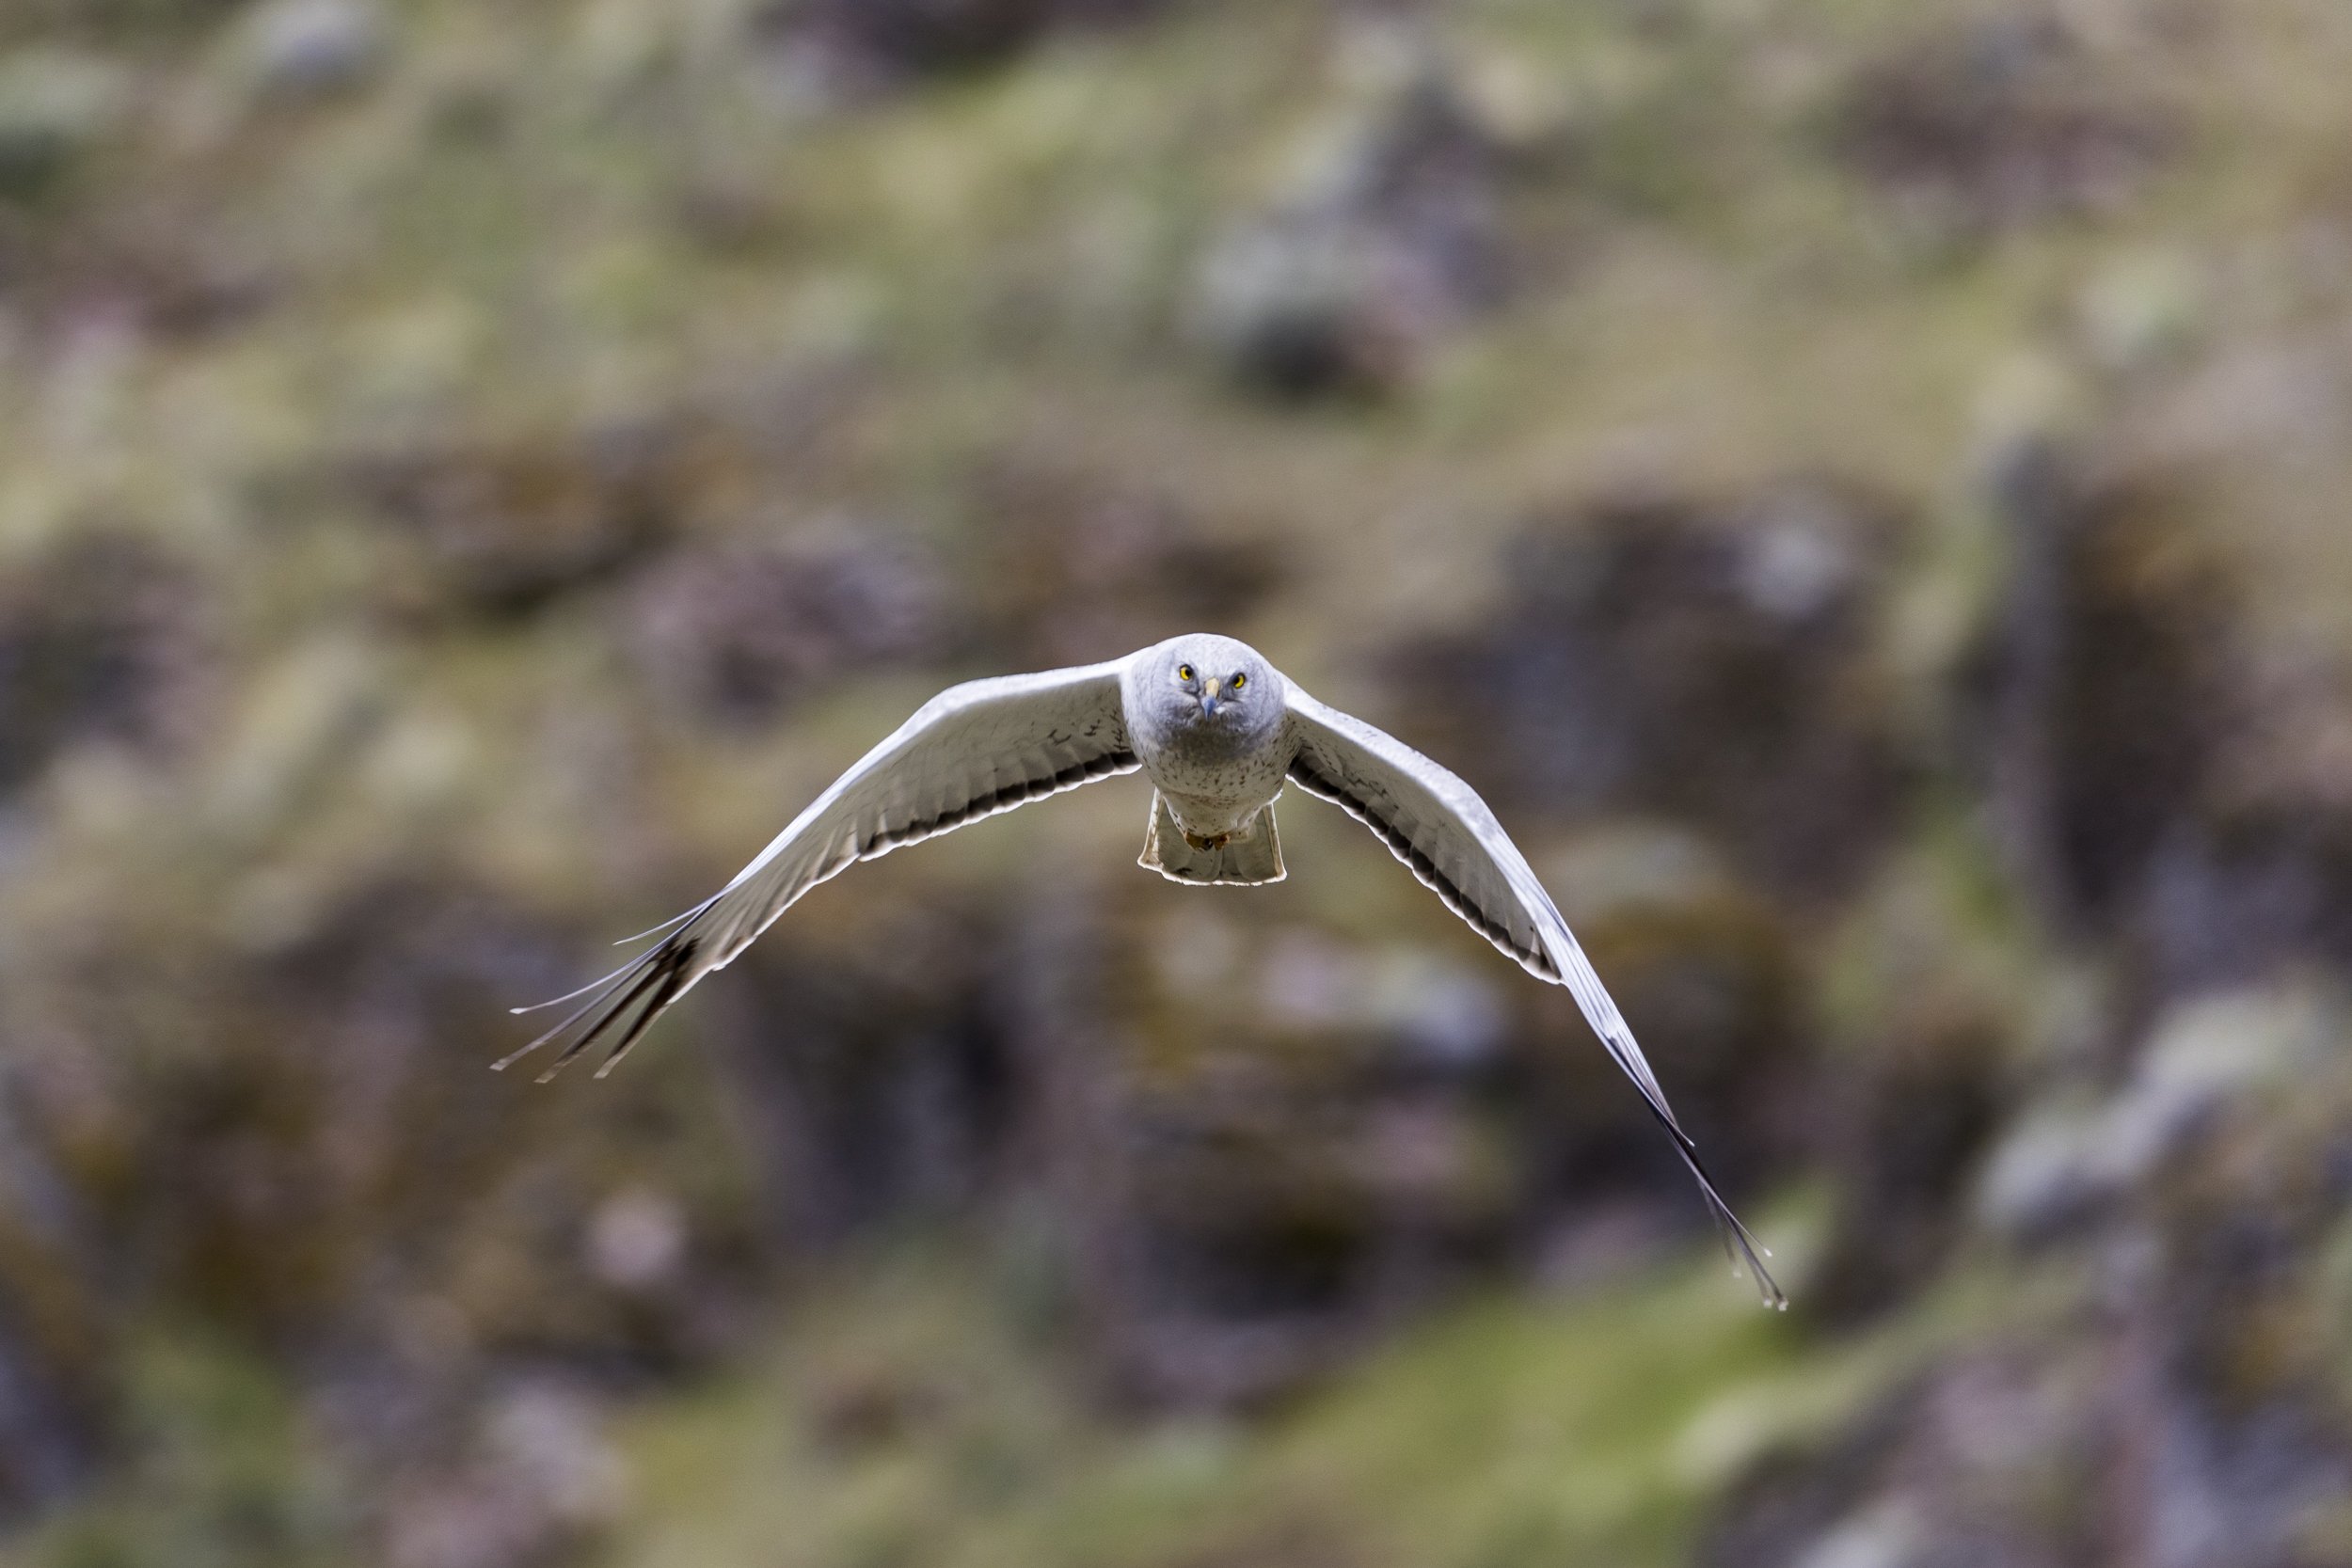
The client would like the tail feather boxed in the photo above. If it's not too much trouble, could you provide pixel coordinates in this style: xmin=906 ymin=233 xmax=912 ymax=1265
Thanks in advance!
xmin=1138 ymin=793 xmax=1285 ymax=886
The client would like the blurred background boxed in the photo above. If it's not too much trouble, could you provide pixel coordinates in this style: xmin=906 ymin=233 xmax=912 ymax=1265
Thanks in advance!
xmin=3 ymin=0 xmax=2352 ymax=1563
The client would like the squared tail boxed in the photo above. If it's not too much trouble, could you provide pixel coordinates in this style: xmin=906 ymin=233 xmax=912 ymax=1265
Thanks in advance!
xmin=1139 ymin=792 xmax=1285 ymax=885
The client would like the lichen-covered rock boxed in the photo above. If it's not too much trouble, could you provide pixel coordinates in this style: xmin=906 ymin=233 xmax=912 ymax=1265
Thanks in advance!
xmin=0 ymin=49 xmax=126 ymax=203
xmin=1977 ymin=984 xmax=2336 ymax=1240
xmin=1189 ymin=66 xmax=1511 ymax=400
xmin=963 ymin=460 xmax=1288 ymax=668
xmin=625 ymin=529 xmax=949 ymax=726
xmin=235 ymin=0 xmax=389 ymax=101
xmin=1710 ymin=979 xmax=2352 ymax=1568
xmin=1967 ymin=437 xmax=2229 ymax=940
xmin=0 ymin=535 xmax=211 ymax=799
xmin=344 ymin=425 xmax=681 ymax=619
xmin=769 ymin=0 xmax=1166 ymax=87
xmin=1831 ymin=12 xmax=2169 ymax=239
xmin=1396 ymin=483 xmax=1909 ymax=899
xmin=1808 ymin=990 xmax=2010 ymax=1319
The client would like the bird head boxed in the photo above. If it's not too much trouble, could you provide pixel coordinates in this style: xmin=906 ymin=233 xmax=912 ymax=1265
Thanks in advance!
xmin=1145 ymin=634 xmax=1282 ymax=734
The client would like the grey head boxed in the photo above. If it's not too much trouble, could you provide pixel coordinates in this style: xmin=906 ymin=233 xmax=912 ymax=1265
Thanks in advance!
xmin=1126 ymin=633 xmax=1287 ymax=753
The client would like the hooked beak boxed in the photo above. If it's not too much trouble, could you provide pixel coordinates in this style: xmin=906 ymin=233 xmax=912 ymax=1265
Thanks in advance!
xmin=1200 ymin=676 xmax=1222 ymax=719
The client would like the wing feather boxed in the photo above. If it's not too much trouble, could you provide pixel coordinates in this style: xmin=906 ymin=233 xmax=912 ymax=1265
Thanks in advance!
xmin=1283 ymin=684 xmax=1784 ymax=1307
xmin=502 ymin=657 xmax=1140 ymax=1082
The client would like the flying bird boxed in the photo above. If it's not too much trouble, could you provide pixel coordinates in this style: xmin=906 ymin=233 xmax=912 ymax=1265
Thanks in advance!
xmin=503 ymin=633 xmax=1782 ymax=1307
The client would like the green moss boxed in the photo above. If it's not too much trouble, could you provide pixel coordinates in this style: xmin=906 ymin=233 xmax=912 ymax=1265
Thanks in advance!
xmin=600 ymin=1198 xmax=2108 ymax=1568
xmin=14 ymin=1330 xmax=357 ymax=1568
xmin=605 ymin=1210 xmax=1845 ymax=1568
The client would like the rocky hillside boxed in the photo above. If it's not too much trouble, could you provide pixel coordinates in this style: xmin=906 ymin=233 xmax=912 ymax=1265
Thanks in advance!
xmin=4 ymin=1 xmax=2352 ymax=1565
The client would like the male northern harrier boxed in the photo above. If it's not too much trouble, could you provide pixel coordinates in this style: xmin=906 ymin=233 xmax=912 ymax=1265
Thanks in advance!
xmin=505 ymin=633 xmax=1782 ymax=1306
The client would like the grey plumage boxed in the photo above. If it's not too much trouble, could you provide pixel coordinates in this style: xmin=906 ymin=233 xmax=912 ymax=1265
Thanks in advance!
xmin=504 ymin=632 xmax=1783 ymax=1307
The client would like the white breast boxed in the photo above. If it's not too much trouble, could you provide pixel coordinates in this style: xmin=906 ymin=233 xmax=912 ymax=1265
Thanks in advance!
xmin=1135 ymin=730 xmax=1289 ymax=834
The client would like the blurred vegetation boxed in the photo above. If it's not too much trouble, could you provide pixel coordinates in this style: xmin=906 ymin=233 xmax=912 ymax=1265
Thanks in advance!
xmin=5 ymin=0 xmax=2352 ymax=1564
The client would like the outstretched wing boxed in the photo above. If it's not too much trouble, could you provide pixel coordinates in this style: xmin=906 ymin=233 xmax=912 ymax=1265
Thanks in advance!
xmin=1282 ymin=684 xmax=1783 ymax=1307
xmin=502 ymin=657 xmax=1140 ymax=1083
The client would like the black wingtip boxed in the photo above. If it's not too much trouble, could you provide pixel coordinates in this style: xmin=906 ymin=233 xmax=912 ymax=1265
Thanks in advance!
xmin=1642 ymin=1101 xmax=1786 ymax=1309
xmin=500 ymin=931 xmax=702 ymax=1084
xmin=1714 ymin=1198 xmax=1788 ymax=1312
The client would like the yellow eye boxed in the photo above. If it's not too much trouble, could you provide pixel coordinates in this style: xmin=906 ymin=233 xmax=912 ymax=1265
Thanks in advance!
xmin=1176 ymin=664 xmax=1193 ymax=681
xmin=1230 ymin=673 xmax=1246 ymax=689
